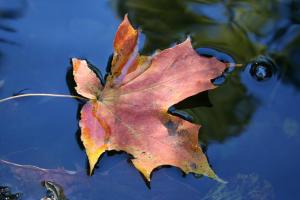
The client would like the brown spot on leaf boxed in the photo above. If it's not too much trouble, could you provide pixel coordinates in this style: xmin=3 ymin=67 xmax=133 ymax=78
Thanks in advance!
xmin=190 ymin=163 xmax=197 ymax=170
xmin=75 ymin=16 xmax=227 ymax=182
xmin=177 ymin=129 xmax=189 ymax=136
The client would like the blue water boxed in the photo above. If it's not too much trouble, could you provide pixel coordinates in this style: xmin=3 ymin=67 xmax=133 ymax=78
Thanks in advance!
xmin=1 ymin=0 xmax=300 ymax=199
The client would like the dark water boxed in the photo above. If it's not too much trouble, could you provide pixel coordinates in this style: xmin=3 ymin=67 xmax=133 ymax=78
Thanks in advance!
xmin=0 ymin=0 xmax=300 ymax=199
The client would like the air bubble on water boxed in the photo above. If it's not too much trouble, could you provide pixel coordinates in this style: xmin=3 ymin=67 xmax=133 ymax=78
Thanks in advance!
xmin=249 ymin=55 xmax=276 ymax=81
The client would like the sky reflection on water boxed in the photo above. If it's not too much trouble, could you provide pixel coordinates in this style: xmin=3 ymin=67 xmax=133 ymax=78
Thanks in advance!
xmin=0 ymin=0 xmax=300 ymax=199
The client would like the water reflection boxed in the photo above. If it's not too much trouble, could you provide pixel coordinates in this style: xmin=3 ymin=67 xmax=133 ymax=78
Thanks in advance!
xmin=0 ymin=159 xmax=275 ymax=200
xmin=111 ymin=0 xmax=300 ymax=143
xmin=111 ymin=0 xmax=300 ymax=87
xmin=0 ymin=185 xmax=21 ymax=200
xmin=0 ymin=0 xmax=27 ymax=59
xmin=202 ymin=173 xmax=274 ymax=200
xmin=0 ymin=0 xmax=299 ymax=199
xmin=185 ymin=76 xmax=257 ymax=144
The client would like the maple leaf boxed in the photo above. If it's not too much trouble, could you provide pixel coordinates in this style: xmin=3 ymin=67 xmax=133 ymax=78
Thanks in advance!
xmin=72 ymin=15 xmax=227 ymax=182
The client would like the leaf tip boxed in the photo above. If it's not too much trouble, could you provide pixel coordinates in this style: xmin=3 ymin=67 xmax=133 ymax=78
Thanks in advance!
xmin=204 ymin=171 xmax=226 ymax=184
xmin=140 ymin=169 xmax=152 ymax=182
xmin=185 ymin=36 xmax=191 ymax=42
xmin=115 ymin=14 xmax=137 ymax=45
xmin=85 ymin=145 xmax=107 ymax=176
xmin=71 ymin=57 xmax=78 ymax=62
xmin=71 ymin=57 xmax=84 ymax=72
xmin=87 ymin=154 xmax=97 ymax=176
xmin=71 ymin=57 xmax=80 ymax=64
xmin=181 ymin=36 xmax=193 ymax=48
xmin=131 ymin=159 xmax=153 ymax=182
xmin=123 ymin=13 xmax=129 ymax=23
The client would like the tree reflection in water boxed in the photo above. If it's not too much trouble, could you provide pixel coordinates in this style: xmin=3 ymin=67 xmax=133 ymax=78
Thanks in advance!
xmin=110 ymin=0 xmax=300 ymax=144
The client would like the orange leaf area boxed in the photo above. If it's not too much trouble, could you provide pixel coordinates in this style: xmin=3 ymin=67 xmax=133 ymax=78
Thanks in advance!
xmin=72 ymin=15 xmax=227 ymax=182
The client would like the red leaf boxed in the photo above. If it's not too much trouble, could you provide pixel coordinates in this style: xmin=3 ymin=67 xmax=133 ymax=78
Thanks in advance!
xmin=72 ymin=59 xmax=102 ymax=99
xmin=72 ymin=16 xmax=227 ymax=182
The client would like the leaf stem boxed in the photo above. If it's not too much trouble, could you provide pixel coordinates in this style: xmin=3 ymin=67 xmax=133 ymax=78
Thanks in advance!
xmin=0 ymin=93 xmax=87 ymax=103
xmin=225 ymin=63 xmax=243 ymax=67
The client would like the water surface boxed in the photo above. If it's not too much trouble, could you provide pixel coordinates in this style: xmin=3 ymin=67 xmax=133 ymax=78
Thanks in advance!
xmin=0 ymin=0 xmax=300 ymax=199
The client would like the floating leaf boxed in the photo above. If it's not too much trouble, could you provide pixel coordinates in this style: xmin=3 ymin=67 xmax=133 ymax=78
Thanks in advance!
xmin=72 ymin=15 xmax=227 ymax=182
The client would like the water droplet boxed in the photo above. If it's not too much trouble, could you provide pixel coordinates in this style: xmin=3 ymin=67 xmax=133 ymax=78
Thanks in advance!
xmin=211 ymin=74 xmax=226 ymax=86
xmin=249 ymin=56 xmax=276 ymax=81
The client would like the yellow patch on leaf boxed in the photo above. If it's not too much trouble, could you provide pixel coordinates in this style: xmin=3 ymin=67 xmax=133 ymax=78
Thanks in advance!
xmin=72 ymin=15 xmax=227 ymax=183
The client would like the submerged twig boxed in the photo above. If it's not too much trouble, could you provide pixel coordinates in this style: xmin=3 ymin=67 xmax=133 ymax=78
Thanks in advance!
xmin=0 ymin=93 xmax=86 ymax=103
